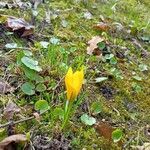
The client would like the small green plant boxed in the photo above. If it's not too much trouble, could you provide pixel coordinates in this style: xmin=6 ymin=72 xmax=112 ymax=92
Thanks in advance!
xmin=109 ymin=67 xmax=124 ymax=80
xmin=17 ymin=50 xmax=46 ymax=95
xmin=104 ymin=54 xmax=118 ymax=65
xmin=132 ymin=83 xmax=142 ymax=92
xmin=21 ymin=82 xmax=35 ymax=95
xmin=97 ymin=41 xmax=106 ymax=50
xmin=112 ymin=128 xmax=123 ymax=143
xmin=138 ymin=64 xmax=148 ymax=72
xmin=91 ymin=101 xmax=102 ymax=114
xmin=34 ymin=100 xmax=49 ymax=113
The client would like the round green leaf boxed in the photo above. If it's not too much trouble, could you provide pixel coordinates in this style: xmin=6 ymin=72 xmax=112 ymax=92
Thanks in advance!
xmin=112 ymin=129 xmax=123 ymax=143
xmin=35 ymin=100 xmax=49 ymax=113
xmin=35 ymin=76 xmax=44 ymax=83
xmin=81 ymin=114 xmax=96 ymax=126
xmin=21 ymin=82 xmax=35 ymax=95
xmin=21 ymin=56 xmax=42 ymax=72
xmin=23 ymin=67 xmax=40 ymax=81
xmin=97 ymin=42 xmax=105 ymax=50
xmin=91 ymin=101 xmax=102 ymax=114
xmin=110 ymin=57 xmax=117 ymax=65
xmin=36 ymin=83 xmax=46 ymax=92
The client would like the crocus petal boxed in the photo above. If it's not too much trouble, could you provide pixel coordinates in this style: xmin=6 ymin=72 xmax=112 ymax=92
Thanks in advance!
xmin=65 ymin=67 xmax=74 ymax=100
xmin=73 ymin=68 xmax=84 ymax=96
xmin=65 ymin=67 xmax=84 ymax=101
xmin=65 ymin=67 xmax=73 ymax=82
xmin=66 ymin=82 xmax=75 ymax=100
xmin=65 ymin=67 xmax=73 ymax=91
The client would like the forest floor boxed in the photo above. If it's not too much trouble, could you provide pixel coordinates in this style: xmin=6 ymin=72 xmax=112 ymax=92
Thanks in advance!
xmin=0 ymin=0 xmax=150 ymax=149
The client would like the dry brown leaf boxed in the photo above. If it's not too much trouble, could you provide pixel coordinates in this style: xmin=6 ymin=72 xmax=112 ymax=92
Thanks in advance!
xmin=94 ymin=22 xmax=110 ymax=31
xmin=0 ymin=80 xmax=14 ymax=94
xmin=94 ymin=122 xmax=113 ymax=141
xmin=0 ymin=134 xmax=27 ymax=150
xmin=87 ymin=36 xmax=104 ymax=56
xmin=4 ymin=100 xmax=20 ymax=120
xmin=94 ymin=122 xmax=123 ymax=146
xmin=2 ymin=15 xmax=34 ymax=37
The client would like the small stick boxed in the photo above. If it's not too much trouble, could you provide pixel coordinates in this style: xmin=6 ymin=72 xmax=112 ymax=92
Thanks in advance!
xmin=52 ymin=76 xmax=64 ymax=91
xmin=123 ymin=136 xmax=135 ymax=149
xmin=0 ymin=109 xmax=48 ymax=128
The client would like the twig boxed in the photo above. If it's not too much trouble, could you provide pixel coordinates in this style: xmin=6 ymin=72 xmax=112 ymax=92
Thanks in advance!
xmin=123 ymin=136 xmax=135 ymax=149
xmin=0 ymin=109 xmax=48 ymax=128
xmin=52 ymin=76 xmax=64 ymax=91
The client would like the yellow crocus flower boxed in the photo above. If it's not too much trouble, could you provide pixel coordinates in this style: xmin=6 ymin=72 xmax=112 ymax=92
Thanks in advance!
xmin=65 ymin=67 xmax=84 ymax=101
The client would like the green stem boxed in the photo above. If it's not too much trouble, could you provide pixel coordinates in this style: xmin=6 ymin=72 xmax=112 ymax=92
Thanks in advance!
xmin=61 ymin=100 xmax=72 ymax=130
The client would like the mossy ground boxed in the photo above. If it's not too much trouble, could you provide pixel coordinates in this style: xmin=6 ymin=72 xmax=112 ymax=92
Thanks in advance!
xmin=0 ymin=0 xmax=150 ymax=149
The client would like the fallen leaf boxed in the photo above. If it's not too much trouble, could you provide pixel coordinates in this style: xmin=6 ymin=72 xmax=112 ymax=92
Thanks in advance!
xmin=94 ymin=22 xmax=110 ymax=31
xmin=94 ymin=122 xmax=114 ymax=141
xmin=2 ymin=15 xmax=34 ymax=37
xmin=0 ymin=134 xmax=27 ymax=150
xmin=4 ymin=100 xmax=20 ymax=120
xmin=94 ymin=122 xmax=123 ymax=146
xmin=87 ymin=36 xmax=104 ymax=56
xmin=0 ymin=80 xmax=14 ymax=94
